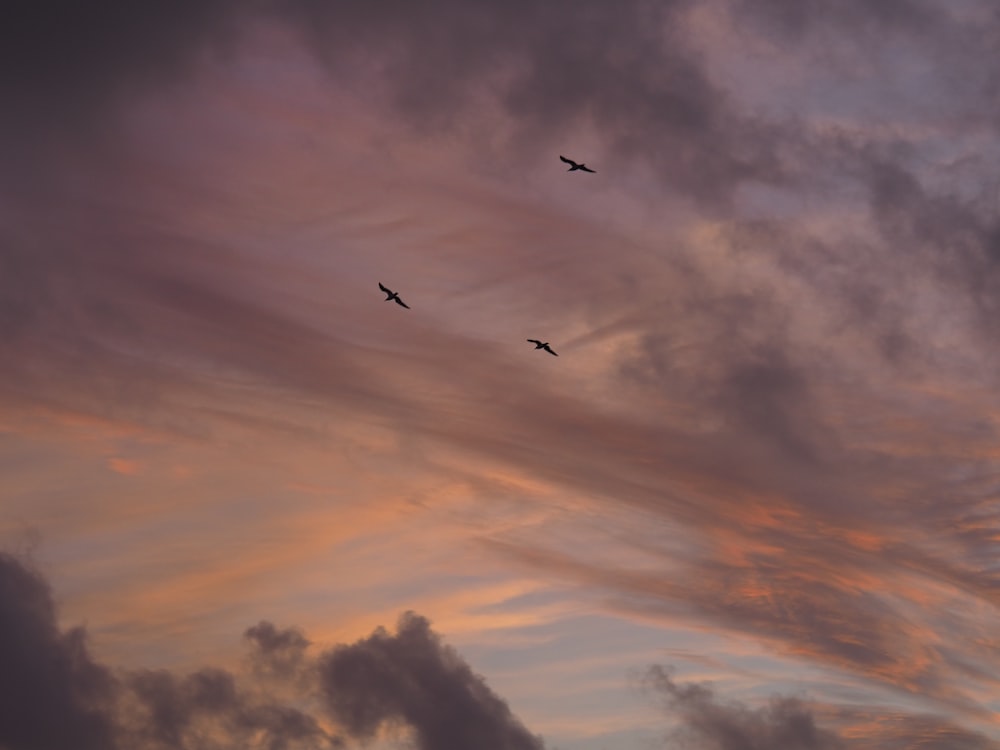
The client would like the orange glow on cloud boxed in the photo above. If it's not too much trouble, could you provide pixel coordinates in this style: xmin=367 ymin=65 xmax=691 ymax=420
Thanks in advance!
xmin=6 ymin=8 xmax=1000 ymax=747
xmin=107 ymin=457 xmax=144 ymax=475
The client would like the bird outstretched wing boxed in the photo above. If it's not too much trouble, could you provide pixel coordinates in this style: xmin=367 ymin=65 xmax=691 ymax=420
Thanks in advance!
xmin=394 ymin=297 xmax=410 ymax=309
xmin=559 ymin=155 xmax=577 ymax=167
xmin=378 ymin=282 xmax=390 ymax=293
xmin=580 ymin=165 xmax=596 ymax=173
xmin=527 ymin=339 xmax=543 ymax=345
xmin=543 ymin=344 xmax=558 ymax=356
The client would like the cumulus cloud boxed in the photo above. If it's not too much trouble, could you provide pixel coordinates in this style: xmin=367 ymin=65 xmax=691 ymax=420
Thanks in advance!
xmin=122 ymin=665 xmax=336 ymax=750
xmin=318 ymin=612 xmax=545 ymax=750
xmin=0 ymin=551 xmax=539 ymax=750
xmin=644 ymin=667 xmax=1000 ymax=750
xmin=0 ymin=552 xmax=117 ymax=750
xmin=244 ymin=621 xmax=312 ymax=681
xmin=644 ymin=666 xmax=844 ymax=750
xmin=10 ymin=550 xmax=922 ymax=750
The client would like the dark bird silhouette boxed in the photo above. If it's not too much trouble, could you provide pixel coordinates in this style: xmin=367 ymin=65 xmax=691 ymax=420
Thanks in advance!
xmin=559 ymin=155 xmax=596 ymax=173
xmin=527 ymin=339 xmax=558 ymax=356
xmin=378 ymin=282 xmax=410 ymax=309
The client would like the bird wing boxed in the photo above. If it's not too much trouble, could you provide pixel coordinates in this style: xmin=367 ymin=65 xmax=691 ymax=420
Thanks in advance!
xmin=527 ymin=339 xmax=542 ymax=345
xmin=543 ymin=345 xmax=558 ymax=356
xmin=580 ymin=165 xmax=596 ymax=173
xmin=559 ymin=155 xmax=576 ymax=166
xmin=378 ymin=282 xmax=390 ymax=293
xmin=394 ymin=297 xmax=410 ymax=309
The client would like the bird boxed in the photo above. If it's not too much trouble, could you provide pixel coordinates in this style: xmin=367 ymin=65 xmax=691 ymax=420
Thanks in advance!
xmin=527 ymin=339 xmax=558 ymax=356
xmin=559 ymin=155 xmax=596 ymax=173
xmin=378 ymin=282 xmax=410 ymax=309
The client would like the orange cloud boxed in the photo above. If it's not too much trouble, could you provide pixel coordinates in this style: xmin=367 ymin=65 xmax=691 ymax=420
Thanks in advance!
xmin=107 ymin=457 xmax=144 ymax=476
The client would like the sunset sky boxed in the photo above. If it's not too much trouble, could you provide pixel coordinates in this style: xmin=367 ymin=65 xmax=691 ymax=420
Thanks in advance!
xmin=3 ymin=1 xmax=1000 ymax=749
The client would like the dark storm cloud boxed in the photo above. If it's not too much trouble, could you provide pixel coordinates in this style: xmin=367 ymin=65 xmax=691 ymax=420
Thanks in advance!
xmin=124 ymin=666 xmax=337 ymax=750
xmin=644 ymin=666 xmax=845 ymax=750
xmin=318 ymin=611 xmax=545 ymax=750
xmin=245 ymin=621 xmax=312 ymax=680
xmin=0 ymin=551 xmax=544 ymax=750
xmin=0 ymin=552 xmax=118 ymax=750
xmin=0 ymin=552 xmax=336 ymax=750
xmin=4 ymin=541 xmax=988 ymax=750
xmin=127 ymin=668 xmax=236 ymax=748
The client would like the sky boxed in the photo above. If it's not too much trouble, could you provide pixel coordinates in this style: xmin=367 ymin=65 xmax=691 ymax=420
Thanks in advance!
xmin=2 ymin=1 xmax=1000 ymax=748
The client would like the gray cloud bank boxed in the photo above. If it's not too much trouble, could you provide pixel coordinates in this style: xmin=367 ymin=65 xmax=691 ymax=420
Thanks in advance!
xmin=0 ymin=551 xmax=889 ymax=750
xmin=644 ymin=666 xmax=845 ymax=750
xmin=1 ymin=0 xmax=783 ymax=203
xmin=4 ymin=0 xmax=994 ymax=196
xmin=641 ymin=666 xmax=998 ymax=750
xmin=0 ymin=551 xmax=543 ymax=750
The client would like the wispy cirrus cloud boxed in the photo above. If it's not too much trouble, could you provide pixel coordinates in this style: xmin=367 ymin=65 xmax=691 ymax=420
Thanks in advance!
xmin=4 ymin=1 xmax=1000 ymax=748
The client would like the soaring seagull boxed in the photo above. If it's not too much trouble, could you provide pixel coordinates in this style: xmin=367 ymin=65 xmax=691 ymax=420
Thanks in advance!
xmin=559 ymin=155 xmax=596 ymax=173
xmin=527 ymin=339 xmax=558 ymax=356
xmin=378 ymin=282 xmax=410 ymax=309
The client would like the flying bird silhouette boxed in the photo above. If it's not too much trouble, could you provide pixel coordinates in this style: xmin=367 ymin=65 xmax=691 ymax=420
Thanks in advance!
xmin=527 ymin=339 xmax=558 ymax=356
xmin=378 ymin=282 xmax=410 ymax=309
xmin=559 ymin=155 xmax=596 ymax=173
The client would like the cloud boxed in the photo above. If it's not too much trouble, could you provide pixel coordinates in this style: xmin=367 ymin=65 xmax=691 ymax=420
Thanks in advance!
xmin=642 ymin=667 xmax=1000 ymax=750
xmin=123 ymin=665 xmax=337 ymax=750
xmin=644 ymin=666 xmax=844 ymax=750
xmin=3 ymin=0 xmax=992 ymax=434
xmin=318 ymin=611 xmax=545 ymax=750
xmin=827 ymin=708 xmax=1000 ymax=750
xmin=726 ymin=0 xmax=939 ymax=42
xmin=23 ymin=549 xmax=962 ymax=750
xmin=245 ymin=621 xmax=312 ymax=681
xmin=0 ymin=0 xmax=244 ymax=170
xmin=5 ymin=2 xmax=1000 ymax=748
xmin=0 ymin=550 xmax=542 ymax=750
xmin=0 ymin=0 xmax=792 ymax=204
xmin=261 ymin=0 xmax=791 ymax=204
xmin=0 ymin=552 xmax=117 ymax=750
xmin=863 ymin=157 xmax=1000 ymax=335
xmin=107 ymin=457 xmax=144 ymax=476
